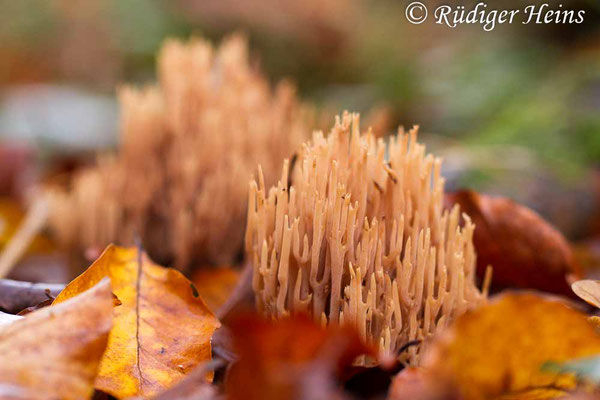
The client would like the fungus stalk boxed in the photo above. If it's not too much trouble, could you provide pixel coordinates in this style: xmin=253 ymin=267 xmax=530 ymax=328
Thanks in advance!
xmin=245 ymin=112 xmax=487 ymax=364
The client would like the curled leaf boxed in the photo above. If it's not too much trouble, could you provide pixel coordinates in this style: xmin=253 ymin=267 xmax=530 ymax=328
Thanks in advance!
xmin=446 ymin=190 xmax=578 ymax=296
xmin=53 ymin=245 xmax=221 ymax=399
xmin=0 ymin=278 xmax=113 ymax=400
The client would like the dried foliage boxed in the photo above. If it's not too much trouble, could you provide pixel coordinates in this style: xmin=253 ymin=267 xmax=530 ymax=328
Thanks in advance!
xmin=390 ymin=293 xmax=600 ymax=400
xmin=0 ymin=279 xmax=112 ymax=400
xmin=246 ymin=112 xmax=487 ymax=364
xmin=0 ymin=278 xmax=63 ymax=313
xmin=192 ymin=267 xmax=241 ymax=313
xmin=53 ymin=245 xmax=221 ymax=399
xmin=47 ymin=34 xmax=311 ymax=268
xmin=225 ymin=313 xmax=374 ymax=400
xmin=445 ymin=190 xmax=578 ymax=296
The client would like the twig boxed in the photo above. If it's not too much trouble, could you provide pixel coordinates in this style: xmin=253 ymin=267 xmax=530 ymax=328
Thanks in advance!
xmin=0 ymin=198 xmax=49 ymax=279
xmin=0 ymin=279 xmax=64 ymax=314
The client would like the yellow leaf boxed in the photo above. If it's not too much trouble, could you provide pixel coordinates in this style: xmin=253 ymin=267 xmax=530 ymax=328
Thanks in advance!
xmin=421 ymin=293 xmax=600 ymax=400
xmin=191 ymin=266 xmax=240 ymax=313
xmin=53 ymin=245 xmax=221 ymax=399
xmin=0 ymin=278 xmax=113 ymax=400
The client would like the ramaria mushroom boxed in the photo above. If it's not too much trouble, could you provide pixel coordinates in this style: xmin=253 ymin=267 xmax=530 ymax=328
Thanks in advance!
xmin=245 ymin=112 xmax=489 ymax=364
xmin=47 ymin=34 xmax=311 ymax=269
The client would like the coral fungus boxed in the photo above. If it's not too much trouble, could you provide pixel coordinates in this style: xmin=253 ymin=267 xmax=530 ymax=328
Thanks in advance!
xmin=48 ymin=34 xmax=310 ymax=268
xmin=245 ymin=112 xmax=488 ymax=364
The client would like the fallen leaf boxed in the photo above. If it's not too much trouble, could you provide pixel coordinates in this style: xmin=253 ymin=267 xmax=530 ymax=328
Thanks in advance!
xmin=0 ymin=279 xmax=64 ymax=314
xmin=389 ymin=368 xmax=571 ymax=400
xmin=225 ymin=313 xmax=375 ymax=400
xmin=420 ymin=292 xmax=600 ymax=400
xmin=572 ymin=280 xmax=600 ymax=308
xmin=16 ymin=298 xmax=53 ymax=315
xmin=446 ymin=190 xmax=578 ymax=296
xmin=0 ymin=278 xmax=113 ymax=400
xmin=191 ymin=266 xmax=240 ymax=313
xmin=53 ymin=245 xmax=221 ymax=399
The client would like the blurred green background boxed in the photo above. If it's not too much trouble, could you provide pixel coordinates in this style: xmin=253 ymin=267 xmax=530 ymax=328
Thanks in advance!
xmin=1 ymin=0 xmax=600 ymax=239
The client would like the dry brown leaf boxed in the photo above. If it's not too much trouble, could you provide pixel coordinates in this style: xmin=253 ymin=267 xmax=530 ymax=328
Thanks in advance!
xmin=572 ymin=280 xmax=600 ymax=308
xmin=0 ymin=279 xmax=64 ymax=314
xmin=225 ymin=313 xmax=375 ymax=400
xmin=191 ymin=267 xmax=240 ymax=313
xmin=16 ymin=298 xmax=53 ymax=316
xmin=446 ymin=190 xmax=578 ymax=296
xmin=53 ymin=245 xmax=221 ymax=399
xmin=418 ymin=292 xmax=600 ymax=400
xmin=0 ymin=278 xmax=113 ymax=400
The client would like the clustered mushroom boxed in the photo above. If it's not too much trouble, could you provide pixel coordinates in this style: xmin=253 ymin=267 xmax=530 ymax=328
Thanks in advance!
xmin=245 ymin=112 xmax=489 ymax=364
xmin=48 ymin=34 xmax=310 ymax=268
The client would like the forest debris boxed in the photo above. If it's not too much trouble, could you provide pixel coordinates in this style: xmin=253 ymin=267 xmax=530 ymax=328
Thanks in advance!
xmin=225 ymin=313 xmax=375 ymax=400
xmin=16 ymin=298 xmax=53 ymax=316
xmin=53 ymin=245 xmax=221 ymax=399
xmin=413 ymin=292 xmax=600 ymax=400
xmin=445 ymin=190 xmax=578 ymax=296
xmin=0 ymin=278 xmax=64 ymax=313
xmin=246 ymin=112 xmax=486 ymax=364
xmin=0 ymin=278 xmax=112 ymax=400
